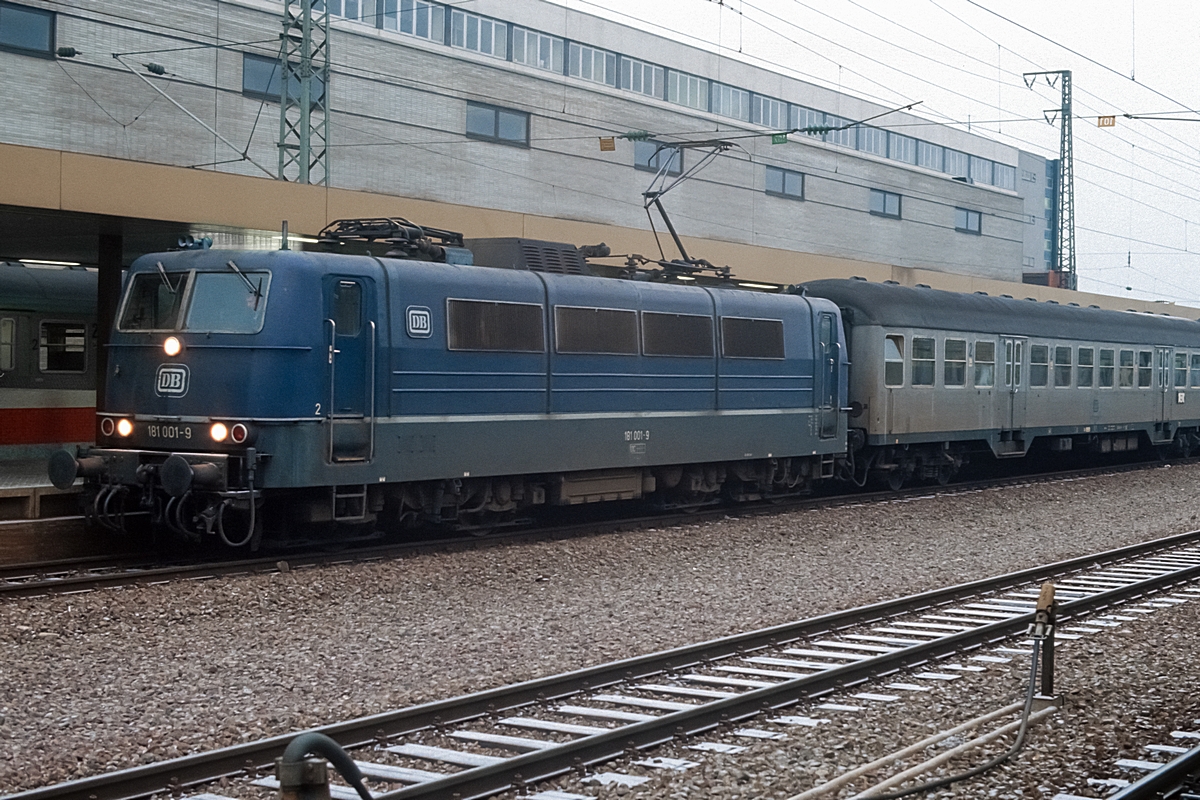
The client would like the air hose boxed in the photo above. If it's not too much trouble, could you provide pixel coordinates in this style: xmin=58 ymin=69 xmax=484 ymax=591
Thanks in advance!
xmin=279 ymin=732 xmax=372 ymax=800
xmin=216 ymin=472 xmax=256 ymax=548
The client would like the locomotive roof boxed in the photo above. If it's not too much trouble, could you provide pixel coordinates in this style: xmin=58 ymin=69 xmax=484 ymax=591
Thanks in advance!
xmin=0 ymin=263 xmax=97 ymax=315
xmin=802 ymin=278 xmax=1200 ymax=347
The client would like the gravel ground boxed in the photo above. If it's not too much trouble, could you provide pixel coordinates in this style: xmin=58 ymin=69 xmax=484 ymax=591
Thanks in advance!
xmin=2 ymin=463 xmax=1199 ymax=794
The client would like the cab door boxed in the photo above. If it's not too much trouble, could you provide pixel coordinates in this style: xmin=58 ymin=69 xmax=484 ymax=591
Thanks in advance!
xmin=817 ymin=313 xmax=838 ymax=439
xmin=1000 ymin=337 xmax=1026 ymax=432
xmin=324 ymin=276 xmax=376 ymax=462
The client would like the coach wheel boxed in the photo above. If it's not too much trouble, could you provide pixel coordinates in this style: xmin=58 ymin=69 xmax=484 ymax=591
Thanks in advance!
xmin=935 ymin=465 xmax=953 ymax=487
xmin=885 ymin=468 xmax=905 ymax=492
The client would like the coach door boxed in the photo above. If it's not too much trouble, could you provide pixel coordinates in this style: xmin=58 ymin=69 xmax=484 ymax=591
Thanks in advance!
xmin=817 ymin=313 xmax=838 ymax=439
xmin=324 ymin=277 xmax=377 ymax=463
xmin=1157 ymin=346 xmax=1173 ymax=430
xmin=1000 ymin=337 xmax=1026 ymax=432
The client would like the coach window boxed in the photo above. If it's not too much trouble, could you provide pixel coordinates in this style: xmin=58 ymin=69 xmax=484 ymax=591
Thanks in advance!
xmin=911 ymin=337 xmax=935 ymax=386
xmin=39 ymin=322 xmax=86 ymax=373
xmin=1054 ymin=346 xmax=1073 ymax=387
xmin=1077 ymin=347 xmax=1094 ymax=387
xmin=1118 ymin=350 xmax=1135 ymax=388
xmin=1192 ymin=353 xmax=1200 ymax=387
xmin=642 ymin=312 xmax=713 ymax=357
xmin=554 ymin=307 xmax=638 ymax=354
xmin=1175 ymin=352 xmax=1189 ymax=387
xmin=974 ymin=340 xmax=995 ymax=387
xmin=1029 ymin=345 xmax=1049 ymax=387
xmin=944 ymin=338 xmax=966 ymax=386
xmin=721 ymin=317 xmax=785 ymax=359
xmin=465 ymin=102 xmax=529 ymax=147
xmin=1099 ymin=349 xmax=1115 ymax=387
xmin=1137 ymin=350 xmax=1152 ymax=387
xmin=448 ymin=300 xmax=544 ymax=352
xmin=0 ymin=317 xmax=13 ymax=371
xmin=884 ymin=335 xmax=904 ymax=386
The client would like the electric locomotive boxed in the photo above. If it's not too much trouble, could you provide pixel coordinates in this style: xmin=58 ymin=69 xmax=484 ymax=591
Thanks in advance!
xmin=50 ymin=219 xmax=848 ymax=547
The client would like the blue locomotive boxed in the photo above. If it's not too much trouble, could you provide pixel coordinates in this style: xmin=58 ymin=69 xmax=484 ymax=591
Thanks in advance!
xmin=50 ymin=220 xmax=847 ymax=546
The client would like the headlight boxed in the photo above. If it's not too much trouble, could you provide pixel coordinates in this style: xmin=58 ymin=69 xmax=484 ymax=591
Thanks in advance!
xmin=116 ymin=418 xmax=133 ymax=437
xmin=164 ymin=336 xmax=181 ymax=357
xmin=210 ymin=422 xmax=228 ymax=442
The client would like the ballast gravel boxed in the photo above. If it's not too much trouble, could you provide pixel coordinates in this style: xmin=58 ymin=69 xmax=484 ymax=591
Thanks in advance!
xmin=2 ymin=464 xmax=1200 ymax=794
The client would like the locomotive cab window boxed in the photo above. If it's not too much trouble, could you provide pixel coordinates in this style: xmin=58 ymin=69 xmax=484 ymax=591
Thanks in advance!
xmin=974 ymin=340 xmax=995 ymax=387
xmin=1138 ymin=350 xmax=1152 ymax=387
xmin=555 ymin=306 xmax=638 ymax=354
xmin=884 ymin=334 xmax=903 ymax=386
xmin=1077 ymin=347 xmax=1094 ymax=387
xmin=0 ymin=317 xmax=13 ymax=371
xmin=1054 ymin=346 xmax=1073 ymax=387
xmin=1099 ymin=349 xmax=1115 ymax=388
xmin=448 ymin=299 xmax=544 ymax=352
xmin=119 ymin=270 xmax=190 ymax=331
xmin=944 ymin=338 xmax=966 ymax=386
xmin=642 ymin=312 xmax=713 ymax=357
xmin=1119 ymin=350 xmax=1135 ymax=388
xmin=1029 ymin=345 xmax=1048 ymax=387
xmin=911 ymin=337 xmax=935 ymax=386
xmin=721 ymin=317 xmax=785 ymax=359
xmin=332 ymin=280 xmax=361 ymax=336
xmin=185 ymin=270 xmax=270 ymax=334
xmin=39 ymin=321 xmax=86 ymax=373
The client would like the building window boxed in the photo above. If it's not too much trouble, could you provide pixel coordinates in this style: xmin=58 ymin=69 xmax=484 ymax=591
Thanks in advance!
xmin=448 ymin=299 xmax=544 ymax=352
xmin=555 ymin=307 xmax=638 ymax=355
xmin=619 ymin=56 xmax=663 ymax=99
xmin=791 ymin=106 xmax=825 ymax=137
xmin=994 ymin=163 xmax=1017 ymax=190
xmin=569 ymin=42 xmax=617 ymax=87
xmin=944 ymin=149 xmax=969 ymax=178
xmin=667 ymin=70 xmax=708 ymax=111
xmin=712 ymin=83 xmax=750 ymax=121
xmin=465 ymin=102 xmax=529 ymax=146
xmin=377 ymin=0 xmax=444 ymax=42
xmin=974 ymin=340 xmax=995 ymax=387
xmin=1175 ymin=352 xmax=1188 ymax=387
xmin=888 ymin=133 xmax=917 ymax=164
xmin=642 ymin=312 xmax=713 ymax=357
xmin=721 ymin=317 xmax=785 ymax=359
xmin=753 ymin=96 xmax=787 ymax=129
xmin=969 ymin=155 xmax=993 ymax=185
xmin=513 ymin=27 xmax=563 ymax=73
xmin=451 ymin=10 xmax=506 ymax=59
xmin=39 ymin=322 xmax=86 ymax=373
xmin=1138 ymin=350 xmax=1152 ymax=387
xmin=0 ymin=1 xmax=53 ymax=55
xmin=1022 ymin=256 xmax=1036 ymax=268
xmin=944 ymin=338 xmax=966 ymax=386
xmin=1099 ymin=348 xmax=1115 ymax=388
xmin=634 ymin=140 xmax=682 ymax=175
xmin=765 ymin=166 xmax=803 ymax=199
xmin=858 ymin=126 xmax=887 ymax=157
xmin=917 ymin=141 xmax=943 ymax=171
xmin=1078 ymin=347 xmax=1094 ymax=387
xmin=955 ymin=208 xmax=982 ymax=234
xmin=1054 ymin=346 xmax=1072 ymax=387
xmin=869 ymin=189 xmax=901 ymax=219
xmin=0 ymin=317 xmax=13 ymax=371
xmin=242 ymin=53 xmax=326 ymax=105
xmin=824 ymin=116 xmax=855 ymax=148
xmin=1029 ymin=344 xmax=1049 ymax=387
xmin=911 ymin=337 xmax=935 ymax=386
xmin=1021 ymin=168 xmax=1037 ymax=182
xmin=1118 ymin=349 xmax=1135 ymax=388
xmin=884 ymin=334 xmax=904 ymax=386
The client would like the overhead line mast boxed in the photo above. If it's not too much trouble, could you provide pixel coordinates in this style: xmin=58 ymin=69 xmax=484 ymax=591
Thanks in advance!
xmin=1025 ymin=70 xmax=1076 ymax=290
xmin=278 ymin=0 xmax=330 ymax=185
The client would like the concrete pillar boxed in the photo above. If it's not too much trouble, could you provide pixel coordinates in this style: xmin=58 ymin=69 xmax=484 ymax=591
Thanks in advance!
xmin=96 ymin=223 xmax=123 ymax=413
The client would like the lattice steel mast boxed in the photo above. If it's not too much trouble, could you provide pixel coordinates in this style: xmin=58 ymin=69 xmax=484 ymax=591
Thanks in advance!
xmin=278 ymin=0 xmax=329 ymax=184
xmin=1025 ymin=69 xmax=1075 ymax=290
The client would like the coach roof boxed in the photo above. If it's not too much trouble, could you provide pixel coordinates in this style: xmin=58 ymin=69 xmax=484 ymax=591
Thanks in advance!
xmin=802 ymin=278 xmax=1200 ymax=348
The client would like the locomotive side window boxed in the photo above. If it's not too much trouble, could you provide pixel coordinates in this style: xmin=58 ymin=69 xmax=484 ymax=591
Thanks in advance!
xmin=944 ymin=338 xmax=966 ymax=386
xmin=1077 ymin=348 xmax=1094 ymax=387
xmin=0 ymin=317 xmax=13 ymax=371
xmin=1192 ymin=353 xmax=1200 ymax=387
xmin=884 ymin=335 xmax=904 ymax=386
xmin=1099 ymin=349 xmax=1115 ymax=388
xmin=448 ymin=299 xmax=544 ymax=352
xmin=1029 ymin=345 xmax=1048 ymax=387
xmin=1054 ymin=346 xmax=1073 ymax=387
xmin=332 ymin=280 xmax=361 ymax=336
xmin=186 ymin=271 xmax=271 ymax=334
xmin=911 ymin=337 xmax=935 ymax=386
xmin=39 ymin=322 xmax=86 ymax=373
xmin=642 ymin=312 xmax=713 ymax=357
xmin=1175 ymin=352 xmax=1189 ymax=387
xmin=1118 ymin=350 xmax=1135 ymax=388
xmin=1137 ymin=350 xmax=1152 ymax=387
xmin=973 ymin=340 xmax=995 ymax=387
xmin=118 ymin=271 xmax=189 ymax=330
xmin=721 ymin=317 xmax=784 ymax=359
xmin=555 ymin=306 xmax=638 ymax=354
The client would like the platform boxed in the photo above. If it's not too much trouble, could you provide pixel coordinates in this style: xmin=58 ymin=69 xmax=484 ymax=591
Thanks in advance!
xmin=0 ymin=458 xmax=80 ymax=520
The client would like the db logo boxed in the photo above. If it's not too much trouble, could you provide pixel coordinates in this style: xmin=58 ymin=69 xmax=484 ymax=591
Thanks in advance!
xmin=155 ymin=364 xmax=190 ymax=397
xmin=406 ymin=306 xmax=432 ymax=338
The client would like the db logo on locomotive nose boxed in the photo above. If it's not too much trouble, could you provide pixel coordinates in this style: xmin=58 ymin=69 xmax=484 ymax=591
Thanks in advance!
xmin=155 ymin=364 xmax=190 ymax=397
xmin=406 ymin=306 xmax=432 ymax=338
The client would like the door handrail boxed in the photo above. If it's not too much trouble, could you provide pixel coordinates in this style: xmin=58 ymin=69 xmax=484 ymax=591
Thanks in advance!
xmin=368 ymin=320 xmax=376 ymax=462
xmin=326 ymin=317 xmax=336 ymax=463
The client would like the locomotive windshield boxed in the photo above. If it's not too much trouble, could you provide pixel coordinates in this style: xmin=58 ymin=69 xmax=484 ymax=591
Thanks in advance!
xmin=118 ymin=268 xmax=270 ymax=333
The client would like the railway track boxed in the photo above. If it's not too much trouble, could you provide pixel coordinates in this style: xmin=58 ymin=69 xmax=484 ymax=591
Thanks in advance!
xmin=7 ymin=528 xmax=1200 ymax=800
xmin=0 ymin=460 xmax=1178 ymax=599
